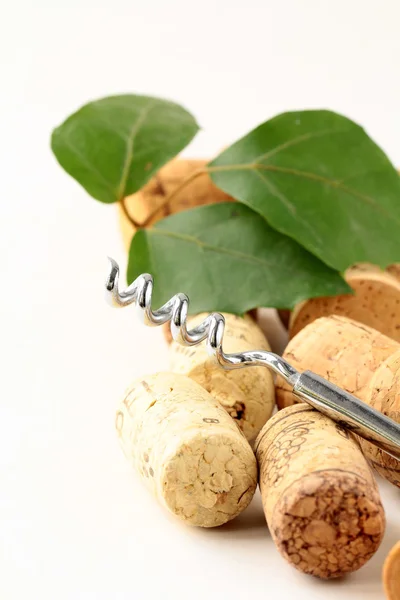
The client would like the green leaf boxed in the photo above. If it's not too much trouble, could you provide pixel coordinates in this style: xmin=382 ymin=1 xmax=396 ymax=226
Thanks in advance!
xmin=127 ymin=203 xmax=351 ymax=314
xmin=51 ymin=94 xmax=199 ymax=203
xmin=209 ymin=110 xmax=400 ymax=272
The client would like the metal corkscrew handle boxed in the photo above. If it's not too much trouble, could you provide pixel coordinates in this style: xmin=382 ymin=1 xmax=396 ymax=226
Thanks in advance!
xmin=106 ymin=258 xmax=400 ymax=460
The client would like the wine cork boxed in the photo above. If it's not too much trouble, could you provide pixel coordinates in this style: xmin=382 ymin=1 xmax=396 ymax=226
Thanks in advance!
xmin=361 ymin=350 xmax=400 ymax=487
xmin=255 ymin=404 xmax=385 ymax=579
xmin=276 ymin=315 xmax=399 ymax=410
xmin=118 ymin=158 xmax=232 ymax=250
xmin=383 ymin=541 xmax=400 ymax=600
xmin=289 ymin=264 xmax=400 ymax=341
xmin=387 ymin=263 xmax=400 ymax=281
xmin=169 ymin=313 xmax=275 ymax=441
xmin=163 ymin=309 xmax=258 ymax=346
xmin=116 ymin=372 xmax=257 ymax=527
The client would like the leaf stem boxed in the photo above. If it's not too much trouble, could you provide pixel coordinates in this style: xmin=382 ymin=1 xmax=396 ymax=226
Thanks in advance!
xmin=119 ymin=164 xmax=222 ymax=231
xmin=119 ymin=196 xmax=140 ymax=229
xmin=140 ymin=167 xmax=209 ymax=228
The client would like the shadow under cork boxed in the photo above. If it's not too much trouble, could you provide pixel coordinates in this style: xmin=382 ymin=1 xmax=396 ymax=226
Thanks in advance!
xmin=350 ymin=478 xmax=400 ymax=586
xmin=201 ymin=489 xmax=270 ymax=541
xmin=306 ymin=477 xmax=400 ymax=596
xmin=198 ymin=476 xmax=400 ymax=593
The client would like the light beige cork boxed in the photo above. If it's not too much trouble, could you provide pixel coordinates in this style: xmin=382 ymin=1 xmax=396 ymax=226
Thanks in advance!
xmin=255 ymin=404 xmax=385 ymax=579
xmin=361 ymin=350 xmax=400 ymax=487
xmin=276 ymin=315 xmax=399 ymax=411
xmin=162 ymin=308 xmax=258 ymax=346
xmin=118 ymin=158 xmax=232 ymax=251
xmin=169 ymin=313 xmax=275 ymax=442
xmin=383 ymin=541 xmax=400 ymax=600
xmin=289 ymin=264 xmax=400 ymax=341
xmin=116 ymin=372 xmax=257 ymax=527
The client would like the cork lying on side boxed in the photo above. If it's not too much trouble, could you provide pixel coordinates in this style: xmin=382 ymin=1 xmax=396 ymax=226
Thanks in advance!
xmin=362 ymin=350 xmax=400 ymax=487
xmin=383 ymin=541 xmax=400 ymax=600
xmin=255 ymin=404 xmax=385 ymax=579
xmin=276 ymin=315 xmax=399 ymax=411
xmin=169 ymin=312 xmax=275 ymax=441
xmin=116 ymin=372 xmax=257 ymax=527
xmin=276 ymin=315 xmax=400 ymax=487
xmin=289 ymin=264 xmax=400 ymax=341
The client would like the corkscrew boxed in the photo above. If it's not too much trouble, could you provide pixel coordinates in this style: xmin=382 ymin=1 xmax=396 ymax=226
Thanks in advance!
xmin=105 ymin=257 xmax=400 ymax=461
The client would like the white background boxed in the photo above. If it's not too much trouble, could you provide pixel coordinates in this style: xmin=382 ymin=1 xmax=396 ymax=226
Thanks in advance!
xmin=1 ymin=1 xmax=400 ymax=598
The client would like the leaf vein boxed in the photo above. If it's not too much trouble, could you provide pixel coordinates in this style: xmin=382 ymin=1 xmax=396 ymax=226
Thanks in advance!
xmin=116 ymin=100 xmax=157 ymax=200
xmin=208 ymin=163 xmax=400 ymax=224
xmin=252 ymin=169 xmax=324 ymax=245
xmin=254 ymin=127 xmax=344 ymax=163
xmin=150 ymin=228 xmax=297 ymax=271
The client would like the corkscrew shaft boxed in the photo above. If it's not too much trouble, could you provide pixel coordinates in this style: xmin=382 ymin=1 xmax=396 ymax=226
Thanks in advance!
xmin=105 ymin=258 xmax=400 ymax=460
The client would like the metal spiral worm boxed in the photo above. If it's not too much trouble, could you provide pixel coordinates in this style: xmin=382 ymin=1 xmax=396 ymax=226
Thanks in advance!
xmin=105 ymin=257 xmax=299 ymax=385
xmin=105 ymin=256 xmax=400 ymax=460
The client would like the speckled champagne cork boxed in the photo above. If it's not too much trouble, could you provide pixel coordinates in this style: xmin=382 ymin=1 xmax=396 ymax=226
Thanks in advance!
xmin=383 ymin=541 xmax=400 ymax=600
xmin=169 ymin=313 xmax=275 ymax=441
xmin=255 ymin=404 xmax=385 ymax=579
xmin=276 ymin=315 xmax=399 ymax=410
xmin=289 ymin=264 xmax=400 ymax=341
xmin=361 ymin=350 xmax=400 ymax=487
xmin=116 ymin=372 xmax=257 ymax=527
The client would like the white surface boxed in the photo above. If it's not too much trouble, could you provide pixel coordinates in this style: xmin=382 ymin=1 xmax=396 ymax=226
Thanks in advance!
xmin=1 ymin=1 xmax=400 ymax=598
